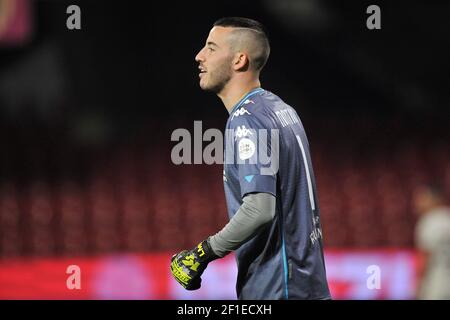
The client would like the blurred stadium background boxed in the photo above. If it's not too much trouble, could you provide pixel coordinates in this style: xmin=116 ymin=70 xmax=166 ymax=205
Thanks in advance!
xmin=0 ymin=0 xmax=449 ymax=299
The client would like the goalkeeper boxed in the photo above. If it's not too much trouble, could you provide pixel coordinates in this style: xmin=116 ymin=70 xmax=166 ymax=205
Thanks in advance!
xmin=171 ymin=17 xmax=331 ymax=300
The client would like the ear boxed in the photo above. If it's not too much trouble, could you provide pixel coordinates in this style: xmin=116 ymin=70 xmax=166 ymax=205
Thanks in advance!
xmin=232 ymin=52 xmax=249 ymax=71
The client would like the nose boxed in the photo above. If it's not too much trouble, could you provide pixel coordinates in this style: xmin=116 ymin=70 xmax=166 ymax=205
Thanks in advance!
xmin=195 ymin=48 xmax=205 ymax=63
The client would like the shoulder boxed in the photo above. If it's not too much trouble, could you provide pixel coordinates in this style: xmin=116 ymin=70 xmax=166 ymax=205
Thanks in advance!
xmin=228 ymin=90 xmax=285 ymax=130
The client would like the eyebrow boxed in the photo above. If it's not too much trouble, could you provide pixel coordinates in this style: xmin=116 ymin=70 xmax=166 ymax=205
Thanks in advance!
xmin=206 ymin=41 xmax=219 ymax=48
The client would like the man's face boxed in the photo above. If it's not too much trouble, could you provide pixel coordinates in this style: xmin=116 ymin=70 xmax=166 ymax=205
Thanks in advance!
xmin=195 ymin=27 xmax=234 ymax=93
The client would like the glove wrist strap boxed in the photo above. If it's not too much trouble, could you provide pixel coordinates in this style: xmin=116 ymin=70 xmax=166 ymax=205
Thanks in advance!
xmin=196 ymin=238 xmax=220 ymax=264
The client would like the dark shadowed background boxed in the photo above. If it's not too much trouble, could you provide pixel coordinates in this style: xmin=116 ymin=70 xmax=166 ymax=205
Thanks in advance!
xmin=0 ymin=0 xmax=449 ymax=299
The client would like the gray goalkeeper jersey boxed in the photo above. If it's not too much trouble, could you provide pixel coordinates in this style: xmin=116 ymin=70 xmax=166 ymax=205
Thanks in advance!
xmin=223 ymin=88 xmax=331 ymax=300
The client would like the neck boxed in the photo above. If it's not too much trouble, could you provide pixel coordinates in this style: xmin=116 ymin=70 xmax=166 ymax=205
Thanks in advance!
xmin=218 ymin=78 xmax=261 ymax=113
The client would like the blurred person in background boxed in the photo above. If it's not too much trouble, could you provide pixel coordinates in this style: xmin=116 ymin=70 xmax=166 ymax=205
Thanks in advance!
xmin=413 ymin=182 xmax=450 ymax=300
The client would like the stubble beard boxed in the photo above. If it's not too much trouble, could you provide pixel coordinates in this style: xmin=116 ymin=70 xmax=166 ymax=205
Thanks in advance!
xmin=202 ymin=60 xmax=232 ymax=95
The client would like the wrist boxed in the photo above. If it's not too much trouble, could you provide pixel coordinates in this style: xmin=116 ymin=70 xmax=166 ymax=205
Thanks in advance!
xmin=196 ymin=238 xmax=220 ymax=264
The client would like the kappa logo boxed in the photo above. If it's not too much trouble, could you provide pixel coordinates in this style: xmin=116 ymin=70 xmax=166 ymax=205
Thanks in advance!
xmin=235 ymin=125 xmax=253 ymax=140
xmin=243 ymin=99 xmax=255 ymax=105
xmin=231 ymin=107 xmax=251 ymax=121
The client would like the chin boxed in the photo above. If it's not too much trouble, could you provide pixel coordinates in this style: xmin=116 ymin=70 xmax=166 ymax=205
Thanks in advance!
xmin=199 ymin=77 xmax=224 ymax=93
xmin=200 ymin=82 xmax=215 ymax=93
xmin=199 ymin=79 xmax=209 ymax=90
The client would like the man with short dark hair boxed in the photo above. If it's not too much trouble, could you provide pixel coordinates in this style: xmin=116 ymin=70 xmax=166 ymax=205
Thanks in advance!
xmin=170 ymin=17 xmax=331 ymax=300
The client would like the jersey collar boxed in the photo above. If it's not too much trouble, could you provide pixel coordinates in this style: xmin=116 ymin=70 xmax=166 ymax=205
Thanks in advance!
xmin=229 ymin=87 xmax=264 ymax=115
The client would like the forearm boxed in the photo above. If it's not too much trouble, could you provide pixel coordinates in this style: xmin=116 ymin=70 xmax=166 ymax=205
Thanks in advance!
xmin=170 ymin=192 xmax=276 ymax=290
xmin=209 ymin=192 xmax=276 ymax=257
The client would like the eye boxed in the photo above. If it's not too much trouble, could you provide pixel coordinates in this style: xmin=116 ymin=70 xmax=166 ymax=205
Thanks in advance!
xmin=207 ymin=47 xmax=215 ymax=53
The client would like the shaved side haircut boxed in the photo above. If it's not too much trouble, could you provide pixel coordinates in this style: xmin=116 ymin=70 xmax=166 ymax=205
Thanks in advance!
xmin=213 ymin=17 xmax=271 ymax=72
